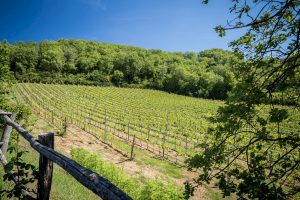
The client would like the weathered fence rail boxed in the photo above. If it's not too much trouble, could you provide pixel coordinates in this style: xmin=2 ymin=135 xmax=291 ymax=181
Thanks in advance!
xmin=0 ymin=109 xmax=132 ymax=200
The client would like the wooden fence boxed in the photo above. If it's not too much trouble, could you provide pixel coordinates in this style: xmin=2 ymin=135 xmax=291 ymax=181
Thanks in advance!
xmin=0 ymin=110 xmax=132 ymax=200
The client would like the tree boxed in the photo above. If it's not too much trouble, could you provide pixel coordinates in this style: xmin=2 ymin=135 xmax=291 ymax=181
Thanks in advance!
xmin=111 ymin=70 xmax=124 ymax=87
xmin=10 ymin=42 xmax=39 ymax=82
xmin=210 ymin=65 xmax=236 ymax=99
xmin=77 ymin=50 xmax=100 ymax=72
xmin=114 ymin=52 xmax=143 ymax=84
xmin=2 ymin=39 xmax=238 ymax=99
xmin=0 ymin=40 xmax=11 ymax=82
xmin=97 ymin=55 xmax=114 ymax=75
xmin=186 ymin=0 xmax=300 ymax=199
xmin=39 ymin=42 xmax=65 ymax=72
xmin=62 ymin=45 xmax=78 ymax=73
xmin=198 ymin=48 xmax=236 ymax=67
xmin=0 ymin=40 xmax=12 ymax=109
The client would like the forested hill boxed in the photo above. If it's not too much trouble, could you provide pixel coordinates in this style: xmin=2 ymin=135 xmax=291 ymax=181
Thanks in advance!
xmin=1 ymin=39 xmax=239 ymax=100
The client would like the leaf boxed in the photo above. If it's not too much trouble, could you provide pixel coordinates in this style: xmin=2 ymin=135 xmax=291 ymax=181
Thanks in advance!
xmin=4 ymin=162 xmax=13 ymax=172
xmin=269 ymin=108 xmax=289 ymax=123
xmin=214 ymin=25 xmax=226 ymax=37
xmin=17 ymin=151 xmax=23 ymax=158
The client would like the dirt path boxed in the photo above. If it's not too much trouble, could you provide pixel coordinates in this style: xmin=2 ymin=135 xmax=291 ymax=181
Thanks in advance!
xmin=54 ymin=125 xmax=209 ymax=199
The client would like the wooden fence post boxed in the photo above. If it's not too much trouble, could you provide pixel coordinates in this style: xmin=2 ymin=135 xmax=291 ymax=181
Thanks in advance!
xmin=1 ymin=113 xmax=16 ymax=155
xmin=130 ymin=135 xmax=136 ymax=160
xmin=37 ymin=132 xmax=54 ymax=200
xmin=64 ymin=117 xmax=67 ymax=133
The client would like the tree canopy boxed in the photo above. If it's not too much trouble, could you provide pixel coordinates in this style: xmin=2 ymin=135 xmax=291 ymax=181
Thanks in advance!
xmin=186 ymin=0 xmax=300 ymax=199
xmin=1 ymin=40 xmax=239 ymax=100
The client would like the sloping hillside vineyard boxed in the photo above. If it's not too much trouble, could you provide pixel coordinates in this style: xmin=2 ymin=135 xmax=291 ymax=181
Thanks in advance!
xmin=12 ymin=83 xmax=222 ymax=164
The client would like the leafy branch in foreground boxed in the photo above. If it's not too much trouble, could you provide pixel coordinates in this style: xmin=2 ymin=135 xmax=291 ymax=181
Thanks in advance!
xmin=187 ymin=0 xmax=300 ymax=199
xmin=1 ymin=125 xmax=38 ymax=200
xmin=1 ymin=146 xmax=38 ymax=199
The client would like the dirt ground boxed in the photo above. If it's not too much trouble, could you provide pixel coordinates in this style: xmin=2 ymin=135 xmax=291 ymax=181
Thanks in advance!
xmin=53 ymin=124 xmax=209 ymax=199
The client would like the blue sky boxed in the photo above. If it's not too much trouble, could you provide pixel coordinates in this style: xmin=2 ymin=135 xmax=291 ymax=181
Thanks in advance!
xmin=0 ymin=0 xmax=240 ymax=52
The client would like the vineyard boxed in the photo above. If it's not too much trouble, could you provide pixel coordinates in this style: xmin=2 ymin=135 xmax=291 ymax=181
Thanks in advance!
xmin=12 ymin=83 xmax=300 ymax=167
xmin=11 ymin=83 xmax=222 ymax=165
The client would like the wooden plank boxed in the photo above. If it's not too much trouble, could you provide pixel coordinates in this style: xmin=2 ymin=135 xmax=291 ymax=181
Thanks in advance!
xmin=38 ymin=133 xmax=54 ymax=200
xmin=1 ymin=112 xmax=16 ymax=154
xmin=0 ymin=111 xmax=12 ymax=116
xmin=0 ymin=110 xmax=132 ymax=200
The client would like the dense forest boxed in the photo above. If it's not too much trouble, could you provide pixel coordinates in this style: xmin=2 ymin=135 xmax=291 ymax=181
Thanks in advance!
xmin=0 ymin=39 xmax=239 ymax=100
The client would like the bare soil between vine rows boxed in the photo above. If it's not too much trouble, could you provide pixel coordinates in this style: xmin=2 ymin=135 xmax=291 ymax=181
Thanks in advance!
xmin=54 ymin=124 xmax=208 ymax=200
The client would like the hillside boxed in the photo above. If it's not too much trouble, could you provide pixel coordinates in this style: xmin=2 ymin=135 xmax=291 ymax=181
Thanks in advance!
xmin=1 ymin=39 xmax=238 ymax=100
xmin=4 ymin=83 xmax=231 ymax=200
xmin=13 ymin=83 xmax=223 ymax=163
xmin=1 ymin=81 xmax=299 ymax=199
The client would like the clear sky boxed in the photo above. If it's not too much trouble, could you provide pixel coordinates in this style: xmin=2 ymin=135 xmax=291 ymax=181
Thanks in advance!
xmin=0 ymin=0 xmax=240 ymax=52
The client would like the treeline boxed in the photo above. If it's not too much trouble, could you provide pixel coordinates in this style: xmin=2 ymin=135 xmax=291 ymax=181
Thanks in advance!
xmin=1 ymin=39 xmax=239 ymax=100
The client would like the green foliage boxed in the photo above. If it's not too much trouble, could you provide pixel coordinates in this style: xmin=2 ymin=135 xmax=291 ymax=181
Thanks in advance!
xmin=2 ymin=39 xmax=239 ymax=100
xmin=56 ymin=130 xmax=66 ymax=137
xmin=269 ymin=108 xmax=289 ymax=123
xmin=10 ymin=42 xmax=39 ymax=81
xmin=0 ymin=104 xmax=33 ymax=199
xmin=71 ymin=148 xmax=184 ymax=200
xmin=0 ymin=39 xmax=35 ymax=199
xmin=112 ymin=70 xmax=124 ymax=86
xmin=187 ymin=0 xmax=300 ymax=199
xmin=39 ymin=41 xmax=65 ymax=72
xmin=14 ymin=83 xmax=224 ymax=159
xmin=0 ymin=40 xmax=13 ymax=107
xmin=140 ymin=179 xmax=183 ymax=200
xmin=1 ymin=146 xmax=38 ymax=199
xmin=0 ymin=39 xmax=31 ymax=131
